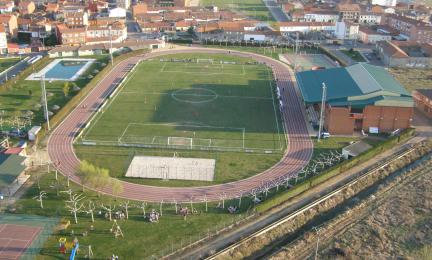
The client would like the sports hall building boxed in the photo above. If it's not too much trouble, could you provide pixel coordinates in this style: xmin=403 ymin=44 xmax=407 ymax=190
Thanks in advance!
xmin=296 ymin=63 xmax=414 ymax=135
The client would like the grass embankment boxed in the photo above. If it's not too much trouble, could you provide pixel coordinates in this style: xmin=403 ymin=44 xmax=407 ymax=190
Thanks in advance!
xmin=256 ymin=128 xmax=415 ymax=212
xmin=0 ymin=57 xmax=20 ymax=73
xmin=340 ymin=49 xmax=366 ymax=62
xmin=200 ymin=0 xmax=274 ymax=21
xmin=13 ymin=172 xmax=252 ymax=259
xmin=0 ymin=56 xmax=108 ymax=132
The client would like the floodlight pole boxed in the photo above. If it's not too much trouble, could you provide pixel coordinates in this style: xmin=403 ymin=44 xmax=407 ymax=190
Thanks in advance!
xmin=109 ymin=25 xmax=113 ymax=66
xmin=317 ymin=83 xmax=327 ymax=142
xmin=41 ymin=75 xmax=50 ymax=130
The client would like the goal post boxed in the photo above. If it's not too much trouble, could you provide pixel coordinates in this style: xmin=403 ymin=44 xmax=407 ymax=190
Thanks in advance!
xmin=196 ymin=59 xmax=214 ymax=64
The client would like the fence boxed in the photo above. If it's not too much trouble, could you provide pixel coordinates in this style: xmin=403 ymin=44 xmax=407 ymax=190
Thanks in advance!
xmin=155 ymin=209 xmax=257 ymax=259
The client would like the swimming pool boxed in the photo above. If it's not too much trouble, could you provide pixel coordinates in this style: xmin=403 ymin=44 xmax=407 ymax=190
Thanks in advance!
xmin=26 ymin=58 xmax=95 ymax=81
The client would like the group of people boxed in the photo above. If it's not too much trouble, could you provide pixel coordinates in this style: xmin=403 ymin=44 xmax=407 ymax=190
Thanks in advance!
xmin=148 ymin=209 xmax=160 ymax=222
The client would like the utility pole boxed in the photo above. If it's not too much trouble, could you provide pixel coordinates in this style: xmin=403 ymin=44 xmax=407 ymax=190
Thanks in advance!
xmin=40 ymin=75 xmax=50 ymax=130
xmin=109 ymin=25 xmax=113 ymax=66
xmin=314 ymin=227 xmax=321 ymax=260
xmin=317 ymin=83 xmax=327 ymax=142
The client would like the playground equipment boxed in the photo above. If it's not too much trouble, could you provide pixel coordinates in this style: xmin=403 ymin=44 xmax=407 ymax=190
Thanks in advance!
xmin=110 ymin=220 xmax=124 ymax=238
xmin=69 ymin=237 xmax=79 ymax=260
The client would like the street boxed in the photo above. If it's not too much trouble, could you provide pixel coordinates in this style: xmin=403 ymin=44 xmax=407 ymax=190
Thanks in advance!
xmin=263 ymin=0 xmax=290 ymax=22
xmin=0 ymin=54 xmax=41 ymax=84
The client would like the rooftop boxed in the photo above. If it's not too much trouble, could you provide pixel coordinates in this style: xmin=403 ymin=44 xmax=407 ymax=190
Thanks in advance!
xmin=0 ymin=154 xmax=26 ymax=188
xmin=296 ymin=63 xmax=413 ymax=108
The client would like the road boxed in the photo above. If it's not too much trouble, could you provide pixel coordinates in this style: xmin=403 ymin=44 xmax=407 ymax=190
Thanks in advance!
xmin=47 ymin=47 xmax=313 ymax=202
xmin=263 ymin=0 xmax=290 ymax=22
xmin=0 ymin=54 xmax=40 ymax=84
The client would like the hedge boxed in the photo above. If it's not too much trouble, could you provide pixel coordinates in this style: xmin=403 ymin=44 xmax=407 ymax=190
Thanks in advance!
xmin=256 ymin=128 xmax=416 ymax=212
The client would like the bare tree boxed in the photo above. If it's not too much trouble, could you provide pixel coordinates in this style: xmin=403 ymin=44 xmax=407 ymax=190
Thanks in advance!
xmin=33 ymin=191 xmax=47 ymax=208
xmin=60 ymin=189 xmax=73 ymax=201
xmin=201 ymin=195 xmax=208 ymax=212
xmin=218 ymin=193 xmax=227 ymax=209
xmin=85 ymin=200 xmax=96 ymax=223
xmin=101 ymin=203 xmax=116 ymax=221
xmin=172 ymin=199 xmax=178 ymax=214
xmin=50 ymin=181 xmax=63 ymax=197
xmin=159 ymin=200 xmax=164 ymax=216
xmin=189 ymin=196 xmax=194 ymax=213
xmin=65 ymin=193 xmax=85 ymax=224
xmin=137 ymin=202 xmax=147 ymax=219
xmin=120 ymin=200 xmax=130 ymax=220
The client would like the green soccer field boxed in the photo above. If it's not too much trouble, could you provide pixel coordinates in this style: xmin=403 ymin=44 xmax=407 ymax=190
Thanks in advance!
xmin=81 ymin=54 xmax=286 ymax=153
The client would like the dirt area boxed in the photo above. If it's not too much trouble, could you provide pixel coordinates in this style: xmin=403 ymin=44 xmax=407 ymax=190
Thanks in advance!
xmin=389 ymin=68 xmax=432 ymax=93
xmin=218 ymin=141 xmax=431 ymax=259
xmin=319 ymin=160 xmax=432 ymax=259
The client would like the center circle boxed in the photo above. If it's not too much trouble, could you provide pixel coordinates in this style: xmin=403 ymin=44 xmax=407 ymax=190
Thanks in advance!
xmin=171 ymin=88 xmax=218 ymax=104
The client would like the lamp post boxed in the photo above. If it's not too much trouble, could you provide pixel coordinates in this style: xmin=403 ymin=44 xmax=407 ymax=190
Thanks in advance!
xmin=109 ymin=25 xmax=113 ymax=66
xmin=40 ymin=74 xmax=50 ymax=131
xmin=108 ymin=21 xmax=121 ymax=67
xmin=317 ymin=83 xmax=327 ymax=142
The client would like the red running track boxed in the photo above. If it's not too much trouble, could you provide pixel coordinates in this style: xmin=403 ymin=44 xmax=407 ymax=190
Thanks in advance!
xmin=48 ymin=48 xmax=313 ymax=202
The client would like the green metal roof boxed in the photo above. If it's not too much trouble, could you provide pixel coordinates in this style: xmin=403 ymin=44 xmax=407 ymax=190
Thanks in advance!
xmin=0 ymin=154 xmax=26 ymax=188
xmin=295 ymin=63 xmax=412 ymax=108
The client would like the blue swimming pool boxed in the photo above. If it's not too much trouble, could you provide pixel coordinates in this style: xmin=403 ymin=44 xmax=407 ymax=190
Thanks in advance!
xmin=45 ymin=60 xmax=89 ymax=79
xmin=27 ymin=58 xmax=95 ymax=81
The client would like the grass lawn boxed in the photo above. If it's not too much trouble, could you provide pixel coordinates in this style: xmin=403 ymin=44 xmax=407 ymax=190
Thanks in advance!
xmin=389 ymin=68 xmax=432 ymax=93
xmin=200 ymin=0 xmax=273 ymax=21
xmin=0 ymin=57 xmax=20 ymax=73
xmin=202 ymin=44 xmax=323 ymax=60
xmin=0 ymin=56 xmax=109 ymax=131
xmin=340 ymin=49 xmax=366 ymax=62
xmin=77 ymin=53 xmax=286 ymax=186
xmin=12 ymin=172 xmax=253 ymax=259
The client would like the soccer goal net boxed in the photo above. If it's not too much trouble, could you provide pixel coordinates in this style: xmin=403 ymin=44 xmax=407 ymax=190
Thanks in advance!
xmin=117 ymin=123 xmax=246 ymax=152
xmin=168 ymin=137 xmax=193 ymax=148
xmin=196 ymin=59 xmax=214 ymax=64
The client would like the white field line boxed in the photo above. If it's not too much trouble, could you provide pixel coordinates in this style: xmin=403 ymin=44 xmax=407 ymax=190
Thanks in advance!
xmin=266 ymin=68 xmax=283 ymax=151
xmin=81 ymin=60 xmax=141 ymax=141
xmin=159 ymin=62 xmax=246 ymax=76
xmin=110 ymin=122 xmax=262 ymax=151
xmin=119 ymin=91 xmax=273 ymax=100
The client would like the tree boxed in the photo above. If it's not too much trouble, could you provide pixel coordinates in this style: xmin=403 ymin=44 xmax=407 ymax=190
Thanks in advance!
xmin=77 ymin=160 xmax=96 ymax=191
xmin=111 ymin=179 xmax=123 ymax=197
xmin=65 ymin=193 xmax=85 ymax=224
xmin=77 ymin=161 xmax=110 ymax=194
xmin=33 ymin=191 xmax=47 ymax=208
xmin=28 ymin=89 xmax=32 ymax=96
xmin=187 ymin=26 xmax=195 ymax=36
xmin=85 ymin=200 xmax=96 ymax=223
xmin=63 ymin=82 xmax=70 ymax=97
xmin=137 ymin=202 xmax=147 ymax=219
xmin=120 ymin=201 xmax=130 ymax=220
xmin=93 ymin=168 xmax=110 ymax=194
xmin=101 ymin=202 xmax=115 ymax=221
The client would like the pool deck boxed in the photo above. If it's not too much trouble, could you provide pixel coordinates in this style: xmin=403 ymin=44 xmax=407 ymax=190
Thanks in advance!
xmin=26 ymin=58 xmax=95 ymax=81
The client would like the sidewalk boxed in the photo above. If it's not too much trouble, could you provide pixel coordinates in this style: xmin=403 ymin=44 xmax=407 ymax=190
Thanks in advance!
xmin=175 ymin=135 xmax=423 ymax=259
